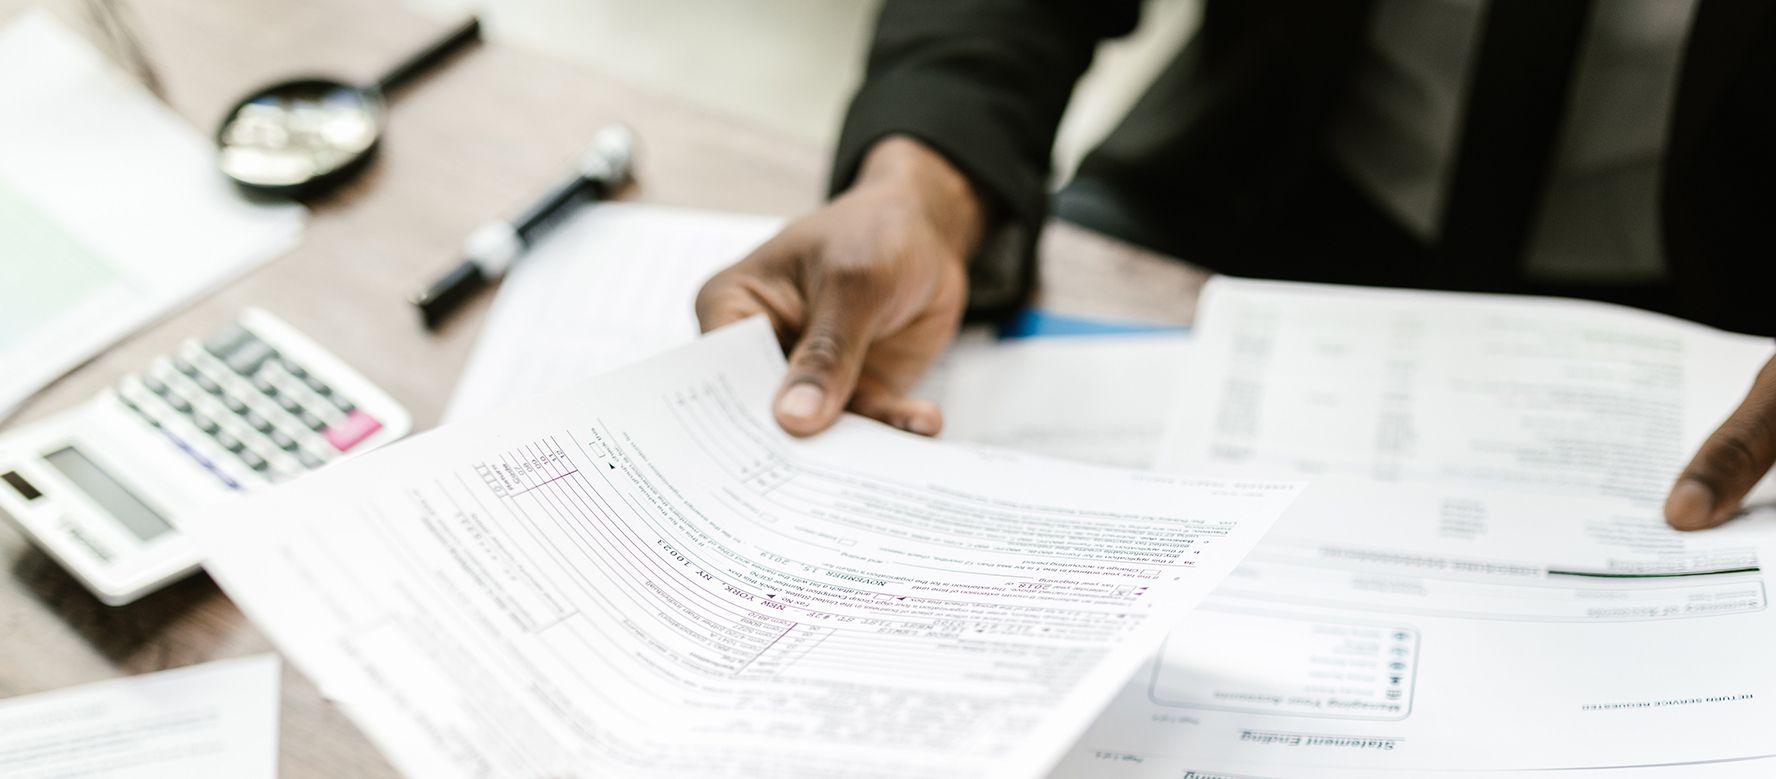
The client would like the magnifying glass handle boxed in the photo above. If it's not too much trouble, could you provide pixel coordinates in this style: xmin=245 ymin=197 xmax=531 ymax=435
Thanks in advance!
xmin=372 ymin=16 xmax=482 ymax=96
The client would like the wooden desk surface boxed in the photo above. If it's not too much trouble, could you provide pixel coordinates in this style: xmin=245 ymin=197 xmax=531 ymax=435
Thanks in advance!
xmin=0 ymin=0 xmax=1206 ymax=775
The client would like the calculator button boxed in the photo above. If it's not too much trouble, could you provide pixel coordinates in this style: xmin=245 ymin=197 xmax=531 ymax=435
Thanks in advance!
xmin=143 ymin=374 xmax=171 ymax=396
xmin=191 ymin=413 xmax=220 ymax=435
xmin=203 ymin=324 xmax=254 ymax=358
xmin=225 ymin=340 xmax=276 ymax=376
xmin=297 ymin=410 xmax=327 ymax=432
xmin=172 ymin=357 xmax=200 ymax=376
xmin=165 ymin=394 xmax=193 ymax=414
xmin=214 ymin=430 xmax=245 ymax=453
xmin=243 ymin=411 xmax=273 ymax=433
xmin=191 ymin=372 xmax=223 ymax=395
xmin=279 ymin=358 xmax=309 ymax=379
xmin=323 ymin=409 xmax=383 ymax=452
xmin=276 ymin=394 xmax=302 ymax=415
xmin=328 ymin=396 xmax=356 ymax=414
xmin=271 ymin=385 xmax=344 ymax=425
xmin=251 ymin=374 xmax=279 ymax=396
xmin=258 ymin=363 xmax=338 ymax=423
xmin=158 ymin=365 xmax=221 ymax=411
xmin=183 ymin=343 xmax=240 ymax=385
xmin=303 ymin=375 xmax=334 ymax=397
xmin=297 ymin=450 xmax=326 ymax=470
xmin=238 ymin=449 xmax=269 ymax=472
xmin=269 ymin=430 xmax=297 ymax=451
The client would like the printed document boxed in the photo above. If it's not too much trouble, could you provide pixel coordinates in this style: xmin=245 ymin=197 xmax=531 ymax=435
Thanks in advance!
xmin=0 ymin=654 xmax=280 ymax=778
xmin=191 ymin=318 xmax=1299 ymax=778
xmin=0 ymin=12 xmax=306 ymax=417
xmin=1160 ymin=277 xmax=1776 ymax=504
xmin=1055 ymin=479 xmax=1776 ymax=775
xmin=1056 ymin=279 xmax=1776 ymax=775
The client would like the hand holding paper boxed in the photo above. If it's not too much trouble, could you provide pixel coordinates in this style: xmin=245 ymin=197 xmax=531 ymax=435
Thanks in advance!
xmin=695 ymin=137 xmax=983 ymax=438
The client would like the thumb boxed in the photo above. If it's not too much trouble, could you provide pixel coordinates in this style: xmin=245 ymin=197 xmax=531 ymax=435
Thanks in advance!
xmin=1667 ymin=357 xmax=1776 ymax=530
xmin=775 ymin=288 xmax=875 ymax=437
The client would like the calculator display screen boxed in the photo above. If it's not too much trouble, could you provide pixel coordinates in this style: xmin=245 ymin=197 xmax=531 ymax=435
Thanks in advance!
xmin=43 ymin=446 xmax=173 ymax=542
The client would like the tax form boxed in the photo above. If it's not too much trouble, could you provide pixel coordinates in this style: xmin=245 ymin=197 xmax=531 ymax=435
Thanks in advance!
xmin=1052 ymin=279 xmax=1776 ymax=776
xmin=0 ymin=654 xmax=280 ymax=778
xmin=190 ymin=317 xmax=1300 ymax=778
xmin=1158 ymin=277 xmax=1776 ymax=503
xmin=1055 ymin=479 xmax=1776 ymax=775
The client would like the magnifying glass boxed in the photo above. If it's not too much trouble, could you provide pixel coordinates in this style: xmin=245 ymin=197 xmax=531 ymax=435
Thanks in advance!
xmin=215 ymin=17 xmax=482 ymax=198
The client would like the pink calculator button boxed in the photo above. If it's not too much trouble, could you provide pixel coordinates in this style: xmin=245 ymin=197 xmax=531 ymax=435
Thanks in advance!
xmin=324 ymin=409 xmax=383 ymax=452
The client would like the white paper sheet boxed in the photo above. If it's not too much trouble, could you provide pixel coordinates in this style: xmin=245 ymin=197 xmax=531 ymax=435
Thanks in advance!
xmin=1159 ymin=278 xmax=1776 ymax=505
xmin=1053 ymin=479 xmax=1776 ymax=775
xmin=0 ymin=11 xmax=306 ymax=417
xmin=913 ymin=332 xmax=1192 ymax=470
xmin=1059 ymin=279 xmax=1776 ymax=776
xmin=444 ymin=202 xmax=780 ymax=422
xmin=0 ymin=654 xmax=280 ymax=778
xmin=191 ymin=317 xmax=1300 ymax=778
xmin=446 ymin=201 xmax=1193 ymax=468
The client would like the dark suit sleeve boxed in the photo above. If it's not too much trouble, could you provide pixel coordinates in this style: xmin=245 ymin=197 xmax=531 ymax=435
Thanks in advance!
xmin=831 ymin=0 xmax=1141 ymax=317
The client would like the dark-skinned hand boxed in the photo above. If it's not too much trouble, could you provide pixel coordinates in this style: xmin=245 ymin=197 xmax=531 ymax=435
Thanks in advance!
xmin=696 ymin=136 xmax=984 ymax=438
xmin=1667 ymin=356 xmax=1776 ymax=530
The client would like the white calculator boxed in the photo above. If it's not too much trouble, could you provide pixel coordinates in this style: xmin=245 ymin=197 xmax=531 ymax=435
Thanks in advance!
xmin=0 ymin=309 xmax=410 ymax=605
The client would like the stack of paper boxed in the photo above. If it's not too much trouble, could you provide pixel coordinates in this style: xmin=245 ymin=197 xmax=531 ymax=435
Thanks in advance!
xmin=213 ymin=199 xmax=1776 ymax=777
xmin=190 ymin=318 xmax=1300 ymax=778
xmin=1054 ymin=278 xmax=1776 ymax=777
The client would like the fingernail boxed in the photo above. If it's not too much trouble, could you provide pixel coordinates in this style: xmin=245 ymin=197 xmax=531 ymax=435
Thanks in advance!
xmin=905 ymin=414 xmax=939 ymax=436
xmin=1666 ymin=479 xmax=1715 ymax=529
xmin=778 ymin=384 xmax=824 ymax=421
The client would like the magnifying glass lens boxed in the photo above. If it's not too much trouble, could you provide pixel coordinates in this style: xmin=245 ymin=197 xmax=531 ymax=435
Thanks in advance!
xmin=218 ymin=82 xmax=382 ymax=189
xmin=216 ymin=18 xmax=479 ymax=196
